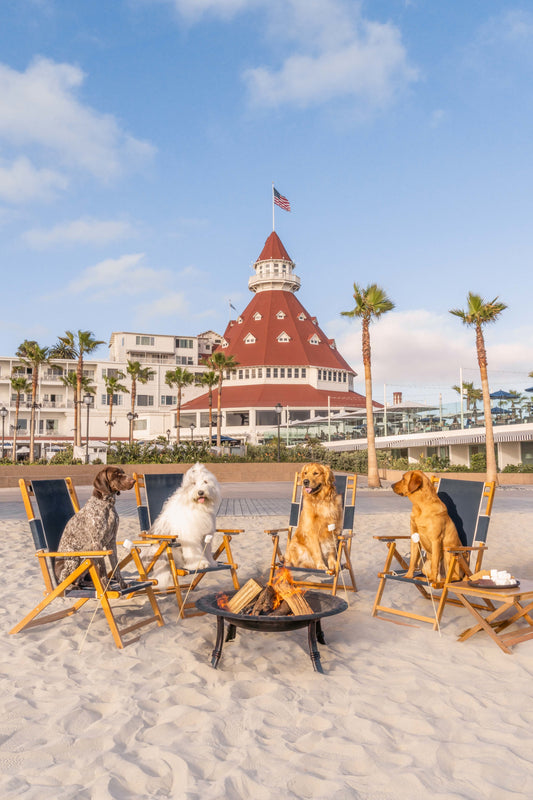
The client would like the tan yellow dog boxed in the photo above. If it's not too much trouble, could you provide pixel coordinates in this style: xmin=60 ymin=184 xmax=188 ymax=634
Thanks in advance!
xmin=392 ymin=470 xmax=464 ymax=582
xmin=284 ymin=463 xmax=342 ymax=571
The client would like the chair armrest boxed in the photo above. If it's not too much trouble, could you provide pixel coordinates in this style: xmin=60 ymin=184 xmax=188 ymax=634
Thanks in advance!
xmin=443 ymin=544 xmax=487 ymax=553
xmin=373 ymin=535 xmax=411 ymax=541
xmin=216 ymin=529 xmax=243 ymax=535
xmin=265 ymin=527 xmax=290 ymax=535
xmin=139 ymin=533 xmax=178 ymax=542
xmin=37 ymin=549 xmax=112 ymax=558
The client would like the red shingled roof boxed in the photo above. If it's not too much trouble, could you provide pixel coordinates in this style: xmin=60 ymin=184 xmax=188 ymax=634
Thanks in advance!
xmin=182 ymin=384 xmax=369 ymax=411
xmin=257 ymin=231 xmax=292 ymax=262
xmin=222 ymin=291 xmax=354 ymax=371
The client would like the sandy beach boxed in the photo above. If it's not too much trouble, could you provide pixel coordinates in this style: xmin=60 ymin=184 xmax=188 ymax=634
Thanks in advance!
xmin=3 ymin=500 xmax=533 ymax=799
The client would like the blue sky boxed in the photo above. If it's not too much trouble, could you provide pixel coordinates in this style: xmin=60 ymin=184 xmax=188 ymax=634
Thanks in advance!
xmin=1 ymin=0 xmax=532 ymax=405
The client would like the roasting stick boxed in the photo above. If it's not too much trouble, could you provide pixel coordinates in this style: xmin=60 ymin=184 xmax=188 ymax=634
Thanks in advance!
xmin=78 ymin=538 xmax=135 ymax=653
xmin=411 ymin=533 xmax=442 ymax=635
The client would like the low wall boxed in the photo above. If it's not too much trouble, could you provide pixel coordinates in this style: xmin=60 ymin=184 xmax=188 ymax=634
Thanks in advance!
xmin=0 ymin=462 xmax=306 ymax=488
xmin=379 ymin=469 xmax=533 ymax=486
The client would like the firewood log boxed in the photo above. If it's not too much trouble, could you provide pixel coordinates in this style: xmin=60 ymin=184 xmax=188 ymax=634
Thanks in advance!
xmin=226 ymin=578 xmax=263 ymax=613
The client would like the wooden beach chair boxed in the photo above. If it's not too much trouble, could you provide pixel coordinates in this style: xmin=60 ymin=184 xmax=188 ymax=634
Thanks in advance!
xmin=133 ymin=472 xmax=241 ymax=618
xmin=11 ymin=478 xmax=164 ymax=649
xmin=266 ymin=471 xmax=357 ymax=595
xmin=372 ymin=477 xmax=496 ymax=629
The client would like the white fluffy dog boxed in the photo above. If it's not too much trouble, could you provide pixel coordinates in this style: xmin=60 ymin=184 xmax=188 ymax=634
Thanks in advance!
xmin=149 ymin=463 xmax=221 ymax=586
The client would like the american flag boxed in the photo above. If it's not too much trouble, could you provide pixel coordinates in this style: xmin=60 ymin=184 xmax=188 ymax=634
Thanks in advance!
xmin=273 ymin=187 xmax=291 ymax=212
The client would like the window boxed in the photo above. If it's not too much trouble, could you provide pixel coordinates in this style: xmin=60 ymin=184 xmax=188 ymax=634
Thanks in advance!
xmin=294 ymin=368 xmax=299 ymax=378
xmin=253 ymin=312 xmax=262 ymax=321
xmin=298 ymin=313 xmax=306 ymax=321
xmin=318 ymin=369 xmax=322 ymax=380
xmin=287 ymin=368 xmax=292 ymax=378
xmin=133 ymin=419 xmax=147 ymax=431
xmin=277 ymin=332 xmax=290 ymax=342
xmin=136 ymin=336 xmax=154 ymax=346
xmin=333 ymin=372 xmax=337 ymax=382
xmin=301 ymin=368 xmax=306 ymax=378
xmin=245 ymin=369 xmax=250 ymax=379
xmin=39 ymin=419 xmax=58 ymax=433
xmin=244 ymin=333 xmax=256 ymax=344
xmin=309 ymin=334 xmax=320 ymax=345
xmin=238 ymin=370 xmax=243 ymax=379
xmin=176 ymin=338 xmax=193 ymax=349
xmin=343 ymin=373 xmax=347 ymax=383
xmin=328 ymin=371 xmax=332 ymax=381
xmin=161 ymin=395 xmax=177 ymax=406
xmin=266 ymin=368 xmax=271 ymax=378
xmin=280 ymin=368 xmax=285 ymax=378
xmin=137 ymin=395 xmax=154 ymax=407
xmin=273 ymin=368 xmax=278 ymax=378
xmin=258 ymin=368 xmax=263 ymax=378
xmin=251 ymin=369 xmax=256 ymax=378
xmin=276 ymin=310 xmax=286 ymax=319
xmin=101 ymin=394 xmax=124 ymax=406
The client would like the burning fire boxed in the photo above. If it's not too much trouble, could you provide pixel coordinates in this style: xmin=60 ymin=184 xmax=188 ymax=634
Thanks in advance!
xmin=270 ymin=567 xmax=307 ymax=609
xmin=216 ymin=592 xmax=230 ymax=610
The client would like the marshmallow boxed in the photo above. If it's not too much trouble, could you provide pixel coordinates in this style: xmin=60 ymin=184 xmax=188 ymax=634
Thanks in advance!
xmin=122 ymin=538 xmax=134 ymax=552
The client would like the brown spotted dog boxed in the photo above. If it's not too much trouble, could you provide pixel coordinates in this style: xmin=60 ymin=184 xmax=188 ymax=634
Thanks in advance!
xmin=54 ymin=466 xmax=135 ymax=588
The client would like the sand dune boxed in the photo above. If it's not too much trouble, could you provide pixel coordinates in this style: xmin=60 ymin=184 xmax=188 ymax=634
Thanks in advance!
xmin=2 ymin=510 xmax=533 ymax=799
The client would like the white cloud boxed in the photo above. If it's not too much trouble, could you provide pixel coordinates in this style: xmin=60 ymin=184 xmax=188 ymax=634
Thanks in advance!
xmin=0 ymin=156 xmax=67 ymax=203
xmin=244 ymin=19 xmax=417 ymax=109
xmin=24 ymin=217 xmax=135 ymax=248
xmin=64 ymin=253 xmax=173 ymax=299
xmin=166 ymin=0 xmax=250 ymax=20
xmin=0 ymin=57 xmax=155 ymax=185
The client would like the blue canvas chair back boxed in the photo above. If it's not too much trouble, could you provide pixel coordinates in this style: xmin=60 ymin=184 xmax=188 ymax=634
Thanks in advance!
xmin=288 ymin=473 xmax=354 ymax=531
xmin=435 ymin=478 xmax=490 ymax=547
xmin=29 ymin=479 xmax=76 ymax=554
xmin=138 ymin=473 xmax=184 ymax=531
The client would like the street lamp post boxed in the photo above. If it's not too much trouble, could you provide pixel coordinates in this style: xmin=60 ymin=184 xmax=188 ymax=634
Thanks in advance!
xmin=127 ymin=411 xmax=138 ymax=444
xmin=83 ymin=393 xmax=93 ymax=465
xmin=166 ymin=428 xmax=171 ymax=443
xmin=275 ymin=403 xmax=282 ymax=462
xmin=0 ymin=407 xmax=7 ymax=459
xmin=190 ymin=422 xmax=196 ymax=442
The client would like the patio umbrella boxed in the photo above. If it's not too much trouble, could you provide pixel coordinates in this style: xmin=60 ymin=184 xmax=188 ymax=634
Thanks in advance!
xmin=491 ymin=406 xmax=510 ymax=414
xmin=489 ymin=389 xmax=514 ymax=399
xmin=525 ymin=387 xmax=533 ymax=393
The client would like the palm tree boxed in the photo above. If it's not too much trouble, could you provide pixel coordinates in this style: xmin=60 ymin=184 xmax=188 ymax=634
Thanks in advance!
xmin=50 ymin=331 xmax=104 ymax=446
xmin=103 ymin=372 xmax=129 ymax=445
xmin=197 ymin=370 xmax=218 ymax=445
xmin=15 ymin=340 xmax=50 ymax=462
xmin=60 ymin=372 xmax=96 ymax=439
xmin=126 ymin=360 xmax=155 ymax=443
xmin=341 ymin=283 xmax=395 ymax=489
xmin=450 ymin=292 xmax=507 ymax=484
xmin=9 ymin=374 xmax=31 ymax=463
xmin=206 ymin=352 xmax=239 ymax=448
xmin=165 ymin=367 xmax=195 ymax=443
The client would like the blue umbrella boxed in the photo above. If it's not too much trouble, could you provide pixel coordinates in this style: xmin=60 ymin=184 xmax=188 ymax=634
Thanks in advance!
xmin=491 ymin=406 xmax=510 ymax=414
xmin=526 ymin=387 xmax=533 ymax=393
xmin=489 ymin=389 xmax=514 ymax=399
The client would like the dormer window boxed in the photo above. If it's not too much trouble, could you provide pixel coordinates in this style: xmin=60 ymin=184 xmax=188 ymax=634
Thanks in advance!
xmin=221 ymin=338 xmax=229 ymax=348
xmin=276 ymin=310 xmax=286 ymax=319
xmin=309 ymin=334 xmax=321 ymax=345
xmin=244 ymin=333 xmax=256 ymax=344
xmin=297 ymin=313 xmax=306 ymax=321
xmin=277 ymin=331 xmax=291 ymax=343
xmin=253 ymin=312 xmax=262 ymax=321
xmin=237 ymin=316 xmax=243 ymax=324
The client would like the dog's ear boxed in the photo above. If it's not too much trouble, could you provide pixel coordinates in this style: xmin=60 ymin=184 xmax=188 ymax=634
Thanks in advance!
xmin=407 ymin=471 xmax=423 ymax=494
xmin=325 ymin=465 xmax=337 ymax=494
xmin=93 ymin=467 xmax=113 ymax=499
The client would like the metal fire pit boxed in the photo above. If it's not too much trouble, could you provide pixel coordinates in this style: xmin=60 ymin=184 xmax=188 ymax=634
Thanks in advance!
xmin=196 ymin=590 xmax=348 ymax=673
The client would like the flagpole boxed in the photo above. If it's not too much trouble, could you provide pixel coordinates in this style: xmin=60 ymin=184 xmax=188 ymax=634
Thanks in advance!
xmin=272 ymin=183 xmax=275 ymax=232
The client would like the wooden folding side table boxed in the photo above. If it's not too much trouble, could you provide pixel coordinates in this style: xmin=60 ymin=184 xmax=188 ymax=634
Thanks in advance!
xmin=447 ymin=579 xmax=533 ymax=654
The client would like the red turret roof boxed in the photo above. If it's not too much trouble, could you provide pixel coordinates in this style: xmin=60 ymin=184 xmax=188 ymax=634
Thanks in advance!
xmin=221 ymin=290 xmax=354 ymax=372
xmin=257 ymin=231 xmax=293 ymax=262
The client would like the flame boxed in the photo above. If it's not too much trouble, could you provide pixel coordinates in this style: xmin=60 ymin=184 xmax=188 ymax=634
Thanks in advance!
xmin=216 ymin=592 xmax=230 ymax=610
xmin=270 ymin=567 xmax=307 ymax=608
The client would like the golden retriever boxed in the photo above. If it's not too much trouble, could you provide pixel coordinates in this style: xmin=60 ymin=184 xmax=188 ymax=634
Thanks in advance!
xmin=392 ymin=470 xmax=464 ymax=582
xmin=284 ymin=463 xmax=342 ymax=571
